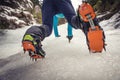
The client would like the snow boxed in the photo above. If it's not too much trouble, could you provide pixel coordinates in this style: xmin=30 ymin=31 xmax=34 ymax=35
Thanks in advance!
xmin=0 ymin=6 xmax=25 ymax=24
xmin=99 ymin=12 xmax=120 ymax=30
xmin=26 ymin=0 xmax=33 ymax=9
xmin=5 ymin=14 xmax=18 ymax=21
xmin=15 ymin=20 xmax=26 ymax=25
xmin=0 ymin=26 xmax=30 ymax=59
xmin=18 ymin=0 xmax=33 ymax=10
xmin=71 ymin=0 xmax=82 ymax=10
xmin=97 ymin=12 xmax=111 ymax=18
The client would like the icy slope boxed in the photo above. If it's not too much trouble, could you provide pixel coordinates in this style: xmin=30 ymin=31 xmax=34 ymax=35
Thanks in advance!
xmin=0 ymin=26 xmax=30 ymax=59
xmin=0 ymin=22 xmax=120 ymax=80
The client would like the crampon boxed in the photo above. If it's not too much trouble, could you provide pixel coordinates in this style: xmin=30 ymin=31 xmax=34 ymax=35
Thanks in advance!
xmin=28 ymin=51 xmax=43 ymax=61
xmin=86 ymin=14 xmax=106 ymax=53
xmin=22 ymin=41 xmax=43 ymax=61
xmin=79 ymin=5 xmax=106 ymax=53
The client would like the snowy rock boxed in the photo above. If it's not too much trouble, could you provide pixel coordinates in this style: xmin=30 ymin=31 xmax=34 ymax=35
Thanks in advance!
xmin=100 ymin=11 xmax=120 ymax=30
xmin=0 ymin=0 xmax=34 ymax=29
xmin=110 ymin=11 xmax=120 ymax=29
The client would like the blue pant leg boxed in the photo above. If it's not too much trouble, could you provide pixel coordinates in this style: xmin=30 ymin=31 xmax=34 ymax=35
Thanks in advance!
xmin=54 ymin=0 xmax=76 ymax=26
xmin=42 ymin=0 xmax=55 ymax=37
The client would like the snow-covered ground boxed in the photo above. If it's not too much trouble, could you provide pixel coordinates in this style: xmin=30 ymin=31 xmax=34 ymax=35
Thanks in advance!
xmin=0 ymin=0 xmax=120 ymax=80
xmin=0 ymin=26 xmax=30 ymax=59
xmin=71 ymin=0 xmax=82 ymax=10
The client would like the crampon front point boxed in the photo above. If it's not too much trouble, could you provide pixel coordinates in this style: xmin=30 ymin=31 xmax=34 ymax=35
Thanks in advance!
xmin=22 ymin=41 xmax=43 ymax=61
xmin=29 ymin=51 xmax=43 ymax=61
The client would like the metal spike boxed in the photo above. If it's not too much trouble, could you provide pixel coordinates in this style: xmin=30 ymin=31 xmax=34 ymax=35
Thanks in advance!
xmin=32 ymin=58 xmax=34 ymax=61
xmin=68 ymin=39 xmax=71 ymax=43
xmin=35 ymin=58 xmax=37 ymax=61
xmin=30 ymin=56 xmax=32 ymax=60
xmin=24 ymin=50 xmax=26 ymax=54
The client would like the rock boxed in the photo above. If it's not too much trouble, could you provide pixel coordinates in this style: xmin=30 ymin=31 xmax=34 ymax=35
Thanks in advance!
xmin=0 ymin=0 xmax=34 ymax=29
